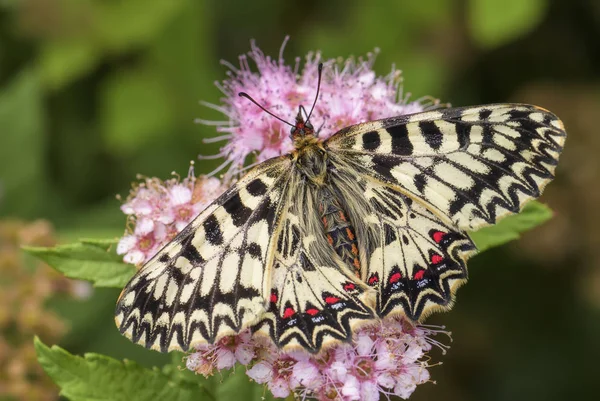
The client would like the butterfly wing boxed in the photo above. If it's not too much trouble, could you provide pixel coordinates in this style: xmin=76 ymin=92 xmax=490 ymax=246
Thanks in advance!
xmin=115 ymin=157 xmax=293 ymax=352
xmin=253 ymin=172 xmax=375 ymax=352
xmin=326 ymin=162 xmax=475 ymax=321
xmin=325 ymin=104 xmax=565 ymax=321
xmin=325 ymin=104 xmax=566 ymax=231
xmin=116 ymin=156 xmax=374 ymax=353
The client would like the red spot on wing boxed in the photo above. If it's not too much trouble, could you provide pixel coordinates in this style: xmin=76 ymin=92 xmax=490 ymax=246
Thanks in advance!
xmin=389 ymin=272 xmax=402 ymax=283
xmin=431 ymin=254 xmax=443 ymax=264
xmin=306 ymin=308 xmax=319 ymax=316
xmin=432 ymin=231 xmax=446 ymax=243
xmin=368 ymin=274 xmax=379 ymax=286
xmin=283 ymin=307 xmax=295 ymax=319
xmin=414 ymin=270 xmax=425 ymax=280
xmin=343 ymin=282 xmax=356 ymax=291
xmin=325 ymin=296 xmax=340 ymax=304
xmin=270 ymin=292 xmax=278 ymax=303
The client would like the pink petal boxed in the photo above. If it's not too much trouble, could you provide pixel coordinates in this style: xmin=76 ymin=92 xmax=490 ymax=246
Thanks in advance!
xmin=156 ymin=210 xmax=176 ymax=225
xmin=234 ymin=345 xmax=254 ymax=365
xmin=290 ymin=360 xmax=320 ymax=389
xmin=247 ymin=361 xmax=273 ymax=384
xmin=116 ymin=235 xmax=137 ymax=254
xmin=355 ymin=333 xmax=375 ymax=357
xmin=123 ymin=250 xmax=145 ymax=265
xmin=402 ymin=343 xmax=424 ymax=364
xmin=121 ymin=198 xmax=153 ymax=215
xmin=341 ymin=375 xmax=361 ymax=400
xmin=328 ymin=360 xmax=349 ymax=382
xmin=268 ymin=378 xmax=291 ymax=398
xmin=376 ymin=372 xmax=396 ymax=389
xmin=135 ymin=218 xmax=155 ymax=235
xmin=215 ymin=349 xmax=236 ymax=370
xmin=394 ymin=381 xmax=417 ymax=400
xmin=170 ymin=185 xmax=192 ymax=206
xmin=186 ymin=353 xmax=203 ymax=371
xmin=360 ymin=380 xmax=380 ymax=401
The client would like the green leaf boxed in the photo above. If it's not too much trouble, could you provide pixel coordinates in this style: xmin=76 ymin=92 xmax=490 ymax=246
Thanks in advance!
xmin=470 ymin=201 xmax=553 ymax=252
xmin=23 ymin=239 xmax=135 ymax=288
xmin=0 ymin=69 xmax=46 ymax=216
xmin=468 ymin=0 xmax=548 ymax=49
xmin=34 ymin=337 xmax=212 ymax=401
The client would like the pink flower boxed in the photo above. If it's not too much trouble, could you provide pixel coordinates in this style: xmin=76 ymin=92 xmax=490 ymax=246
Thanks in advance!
xmin=186 ymin=330 xmax=256 ymax=377
xmin=199 ymin=37 xmax=435 ymax=173
xmin=247 ymin=354 xmax=295 ymax=398
xmin=184 ymin=317 xmax=440 ymax=400
xmin=117 ymin=166 xmax=226 ymax=265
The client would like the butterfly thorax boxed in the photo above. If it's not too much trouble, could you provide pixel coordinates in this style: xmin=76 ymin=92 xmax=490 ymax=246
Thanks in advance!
xmin=291 ymin=114 xmax=328 ymax=187
xmin=292 ymin=139 xmax=328 ymax=187
xmin=290 ymin=120 xmax=362 ymax=278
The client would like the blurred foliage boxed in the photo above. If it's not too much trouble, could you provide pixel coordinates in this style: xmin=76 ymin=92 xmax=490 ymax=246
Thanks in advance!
xmin=0 ymin=219 xmax=83 ymax=401
xmin=1 ymin=0 xmax=599 ymax=400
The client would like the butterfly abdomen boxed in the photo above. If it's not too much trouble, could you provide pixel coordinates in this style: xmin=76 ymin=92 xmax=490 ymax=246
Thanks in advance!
xmin=318 ymin=187 xmax=361 ymax=277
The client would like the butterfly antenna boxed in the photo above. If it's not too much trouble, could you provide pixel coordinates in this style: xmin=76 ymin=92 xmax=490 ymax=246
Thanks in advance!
xmin=305 ymin=62 xmax=323 ymax=123
xmin=238 ymin=92 xmax=294 ymax=128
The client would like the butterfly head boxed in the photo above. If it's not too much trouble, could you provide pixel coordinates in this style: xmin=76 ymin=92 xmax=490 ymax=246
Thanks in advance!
xmin=291 ymin=106 xmax=315 ymax=141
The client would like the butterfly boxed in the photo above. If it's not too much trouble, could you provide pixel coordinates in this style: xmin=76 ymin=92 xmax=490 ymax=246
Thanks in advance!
xmin=115 ymin=65 xmax=566 ymax=354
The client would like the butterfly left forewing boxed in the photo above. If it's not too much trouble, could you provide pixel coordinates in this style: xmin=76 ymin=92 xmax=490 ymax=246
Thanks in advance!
xmin=115 ymin=157 xmax=293 ymax=352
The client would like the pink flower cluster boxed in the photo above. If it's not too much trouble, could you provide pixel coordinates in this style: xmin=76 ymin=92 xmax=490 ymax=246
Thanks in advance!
xmin=186 ymin=319 xmax=445 ymax=400
xmin=199 ymin=37 xmax=434 ymax=173
xmin=117 ymin=167 xmax=226 ymax=265
xmin=118 ymin=39 xmax=448 ymax=400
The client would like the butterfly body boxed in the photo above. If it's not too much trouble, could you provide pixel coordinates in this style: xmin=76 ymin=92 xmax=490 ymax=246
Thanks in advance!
xmin=116 ymin=103 xmax=565 ymax=353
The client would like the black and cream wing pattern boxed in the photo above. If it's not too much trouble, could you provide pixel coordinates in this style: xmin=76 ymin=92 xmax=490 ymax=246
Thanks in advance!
xmin=115 ymin=155 xmax=375 ymax=352
xmin=116 ymin=103 xmax=565 ymax=353
xmin=325 ymin=104 xmax=565 ymax=320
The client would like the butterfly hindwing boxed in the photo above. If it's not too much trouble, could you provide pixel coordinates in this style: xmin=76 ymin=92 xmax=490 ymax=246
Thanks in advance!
xmin=115 ymin=157 xmax=292 ymax=352
xmin=326 ymin=104 xmax=566 ymax=231
xmin=361 ymin=184 xmax=475 ymax=320
xmin=254 ymin=174 xmax=375 ymax=352
xmin=327 ymin=163 xmax=475 ymax=321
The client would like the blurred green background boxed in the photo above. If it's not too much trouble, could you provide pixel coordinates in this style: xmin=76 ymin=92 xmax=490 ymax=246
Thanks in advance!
xmin=1 ymin=0 xmax=599 ymax=400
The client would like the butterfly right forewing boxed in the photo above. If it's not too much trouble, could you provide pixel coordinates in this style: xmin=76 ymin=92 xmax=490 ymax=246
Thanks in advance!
xmin=326 ymin=104 xmax=566 ymax=231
